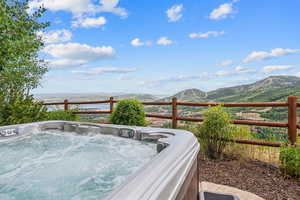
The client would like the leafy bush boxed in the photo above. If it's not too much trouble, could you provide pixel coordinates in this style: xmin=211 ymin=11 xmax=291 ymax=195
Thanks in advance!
xmin=110 ymin=99 xmax=146 ymax=126
xmin=0 ymin=95 xmax=47 ymax=126
xmin=46 ymin=110 xmax=79 ymax=121
xmin=198 ymin=105 xmax=235 ymax=159
xmin=279 ymin=146 xmax=300 ymax=178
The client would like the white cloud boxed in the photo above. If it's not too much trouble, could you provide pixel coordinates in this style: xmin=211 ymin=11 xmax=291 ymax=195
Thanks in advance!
xmin=296 ymin=72 xmax=300 ymax=77
xmin=118 ymin=74 xmax=131 ymax=80
xmin=37 ymin=29 xmax=72 ymax=44
xmin=216 ymin=66 xmax=255 ymax=76
xmin=72 ymin=67 xmax=137 ymax=75
xmin=47 ymin=59 xmax=86 ymax=68
xmin=157 ymin=37 xmax=172 ymax=46
xmin=234 ymin=66 xmax=255 ymax=74
xmin=243 ymin=48 xmax=299 ymax=63
xmin=44 ymin=43 xmax=115 ymax=60
xmin=209 ymin=2 xmax=234 ymax=20
xmin=44 ymin=43 xmax=115 ymax=68
xmin=130 ymin=38 xmax=151 ymax=47
xmin=96 ymin=0 xmax=128 ymax=18
xmin=215 ymin=70 xmax=232 ymax=76
xmin=166 ymin=4 xmax=183 ymax=22
xmin=219 ymin=60 xmax=233 ymax=67
xmin=140 ymin=72 xmax=212 ymax=88
xmin=261 ymin=65 xmax=293 ymax=74
xmin=189 ymin=31 xmax=225 ymax=39
xmin=72 ymin=16 xmax=106 ymax=28
xmin=131 ymin=38 xmax=143 ymax=46
xmin=28 ymin=0 xmax=127 ymax=18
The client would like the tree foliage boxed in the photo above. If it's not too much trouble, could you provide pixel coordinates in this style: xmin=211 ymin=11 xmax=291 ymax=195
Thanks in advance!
xmin=110 ymin=99 xmax=146 ymax=126
xmin=0 ymin=0 xmax=49 ymax=125
xmin=0 ymin=95 xmax=47 ymax=125
xmin=0 ymin=0 xmax=48 ymax=100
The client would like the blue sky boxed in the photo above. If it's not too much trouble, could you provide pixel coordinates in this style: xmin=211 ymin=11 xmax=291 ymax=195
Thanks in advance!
xmin=31 ymin=0 xmax=300 ymax=95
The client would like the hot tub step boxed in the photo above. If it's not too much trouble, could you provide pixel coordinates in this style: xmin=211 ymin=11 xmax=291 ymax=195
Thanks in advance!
xmin=199 ymin=191 xmax=240 ymax=200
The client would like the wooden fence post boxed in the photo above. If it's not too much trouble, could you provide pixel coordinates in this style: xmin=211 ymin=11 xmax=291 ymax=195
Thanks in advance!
xmin=172 ymin=97 xmax=177 ymax=129
xmin=109 ymin=97 xmax=114 ymax=113
xmin=288 ymin=96 xmax=298 ymax=145
xmin=64 ymin=99 xmax=69 ymax=111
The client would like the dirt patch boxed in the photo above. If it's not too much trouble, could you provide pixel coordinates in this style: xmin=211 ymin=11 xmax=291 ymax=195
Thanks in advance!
xmin=199 ymin=157 xmax=300 ymax=200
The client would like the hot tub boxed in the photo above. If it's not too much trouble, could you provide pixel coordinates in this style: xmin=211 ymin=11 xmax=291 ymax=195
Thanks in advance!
xmin=0 ymin=121 xmax=200 ymax=200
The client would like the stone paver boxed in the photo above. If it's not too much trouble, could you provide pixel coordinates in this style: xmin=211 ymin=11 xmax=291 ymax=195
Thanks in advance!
xmin=200 ymin=181 xmax=265 ymax=200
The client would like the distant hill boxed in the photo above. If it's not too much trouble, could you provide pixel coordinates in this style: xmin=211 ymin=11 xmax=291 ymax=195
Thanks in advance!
xmin=207 ymin=76 xmax=300 ymax=102
xmin=35 ymin=93 xmax=165 ymax=102
xmin=113 ymin=93 xmax=159 ymax=101
xmin=161 ymin=76 xmax=300 ymax=103
xmin=160 ymin=88 xmax=207 ymax=102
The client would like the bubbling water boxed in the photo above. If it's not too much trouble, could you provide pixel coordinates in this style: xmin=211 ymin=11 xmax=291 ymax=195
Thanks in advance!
xmin=0 ymin=131 xmax=157 ymax=200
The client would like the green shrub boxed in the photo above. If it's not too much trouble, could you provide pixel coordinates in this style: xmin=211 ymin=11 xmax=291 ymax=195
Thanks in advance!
xmin=279 ymin=146 xmax=300 ymax=178
xmin=198 ymin=105 xmax=235 ymax=159
xmin=46 ymin=110 xmax=78 ymax=121
xmin=0 ymin=95 xmax=48 ymax=126
xmin=110 ymin=99 xmax=146 ymax=126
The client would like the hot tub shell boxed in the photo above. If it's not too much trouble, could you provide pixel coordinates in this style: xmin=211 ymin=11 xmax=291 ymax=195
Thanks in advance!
xmin=0 ymin=121 xmax=200 ymax=200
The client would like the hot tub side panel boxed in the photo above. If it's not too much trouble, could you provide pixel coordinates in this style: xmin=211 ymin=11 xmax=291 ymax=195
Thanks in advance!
xmin=175 ymin=153 xmax=199 ymax=200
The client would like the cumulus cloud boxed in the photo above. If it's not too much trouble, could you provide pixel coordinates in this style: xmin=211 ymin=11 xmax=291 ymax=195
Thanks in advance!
xmin=261 ymin=65 xmax=293 ymax=74
xmin=140 ymin=73 xmax=212 ymax=88
xmin=72 ymin=16 xmax=106 ymax=28
xmin=47 ymin=59 xmax=86 ymax=68
xmin=37 ymin=29 xmax=72 ymax=44
xmin=166 ymin=4 xmax=183 ymax=22
xmin=209 ymin=2 xmax=235 ymax=20
xmin=130 ymin=38 xmax=151 ymax=47
xmin=234 ymin=66 xmax=255 ymax=74
xmin=131 ymin=38 xmax=144 ymax=46
xmin=216 ymin=66 xmax=255 ymax=76
xmin=243 ymin=48 xmax=299 ymax=63
xmin=44 ymin=43 xmax=115 ymax=68
xmin=140 ymin=66 xmax=257 ymax=88
xmin=28 ymin=0 xmax=128 ymax=18
xmin=157 ymin=37 xmax=172 ymax=46
xmin=296 ymin=72 xmax=300 ymax=77
xmin=189 ymin=31 xmax=225 ymax=39
xmin=72 ymin=67 xmax=137 ymax=75
xmin=219 ymin=60 xmax=233 ymax=67
xmin=215 ymin=70 xmax=232 ymax=76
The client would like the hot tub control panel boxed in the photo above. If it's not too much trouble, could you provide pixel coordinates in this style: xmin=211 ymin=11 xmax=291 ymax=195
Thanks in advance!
xmin=0 ymin=128 xmax=18 ymax=137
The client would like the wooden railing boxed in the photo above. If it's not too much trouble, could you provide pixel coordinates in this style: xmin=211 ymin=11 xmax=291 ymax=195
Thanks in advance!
xmin=43 ymin=96 xmax=300 ymax=147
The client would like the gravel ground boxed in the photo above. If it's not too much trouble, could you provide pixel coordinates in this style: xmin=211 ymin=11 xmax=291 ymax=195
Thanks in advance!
xmin=199 ymin=157 xmax=300 ymax=200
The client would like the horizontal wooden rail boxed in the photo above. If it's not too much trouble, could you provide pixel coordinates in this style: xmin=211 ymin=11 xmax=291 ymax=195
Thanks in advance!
xmin=146 ymin=114 xmax=172 ymax=119
xmin=177 ymin=116 xmax=204 ymax=122
xmin=176 ymin=117 xmax=288 ymax=127
xmin=44 ymin=102 xmax=65 ymax=105
xmin=143 ymin=101 xmax=172 ymax=105
xmin=72 ymin=110 xmax=111 ymax=114
xmin=232 ymin=139 xmax=282 ymax=147
xmin=177 ymin=102 xmax=288 ymax=107
xmin=232 ymin=120 xmax=288 ymax=128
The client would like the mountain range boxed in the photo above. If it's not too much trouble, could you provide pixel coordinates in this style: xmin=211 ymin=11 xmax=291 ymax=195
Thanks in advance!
xmin=36 ymin=76 xmax=300 ymax=103
xmin=161 ymin=75 xmax=300 ymax=103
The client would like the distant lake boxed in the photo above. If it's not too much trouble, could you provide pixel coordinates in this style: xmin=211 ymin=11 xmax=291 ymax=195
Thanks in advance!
xmin=46 ymin=104 xmax=109 ymax=111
